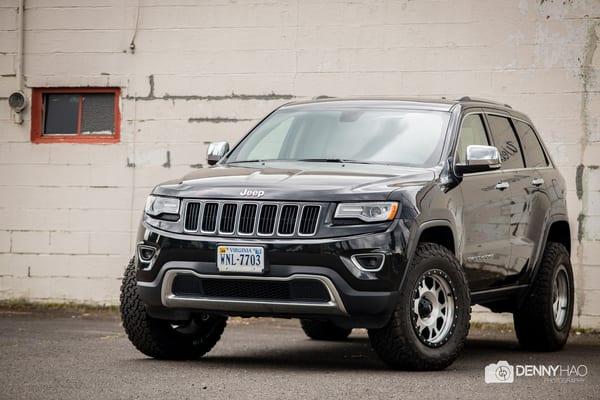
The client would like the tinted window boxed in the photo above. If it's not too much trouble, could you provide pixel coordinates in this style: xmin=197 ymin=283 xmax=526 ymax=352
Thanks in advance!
xmin=455 ymin=114 xmax=489 ymax=163
xmin=487 ymin=115 xmax=524 ymax=169
xmin=514 ymin=120 xmax=548 ymax=168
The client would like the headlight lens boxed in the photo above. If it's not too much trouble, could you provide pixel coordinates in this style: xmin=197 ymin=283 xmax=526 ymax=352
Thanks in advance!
xmin=144 ymin=195 xmax=180 ymax=217
xmin=334 ymin=202 xmax=398 ymax=222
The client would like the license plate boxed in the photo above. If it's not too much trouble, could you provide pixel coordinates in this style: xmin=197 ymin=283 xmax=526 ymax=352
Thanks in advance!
xmin=217 ymin=245 xmax=265 ymax=273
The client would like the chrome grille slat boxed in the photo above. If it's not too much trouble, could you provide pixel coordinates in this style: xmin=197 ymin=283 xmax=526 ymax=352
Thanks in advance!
xmin=202 ymin=202 xmax=219 ymax=232
xmin=184 ymin=202 xmax=201 ymax=231
xmin=258 ymin=204 xmax=278 ymax=235
xmin=239 ymin=203 xmax=257 ymax=234
xmin=278 ymin=205 xmax=299 ymax=235
xmin=183 ymin=200 xmax=321 ymax=238
xmin=219 ymin=203 xmax=237 ymax=234
xmin=299 ymin=205 xmax=320 ymax=235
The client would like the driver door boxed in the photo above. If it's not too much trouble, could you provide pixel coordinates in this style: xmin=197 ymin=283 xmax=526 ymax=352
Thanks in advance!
xmin=455 ymin=111 xmax=512 ymax=290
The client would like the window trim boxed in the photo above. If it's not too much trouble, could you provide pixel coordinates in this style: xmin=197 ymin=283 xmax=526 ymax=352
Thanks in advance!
xmin=31 ymin=87 xmax=121 ymax=144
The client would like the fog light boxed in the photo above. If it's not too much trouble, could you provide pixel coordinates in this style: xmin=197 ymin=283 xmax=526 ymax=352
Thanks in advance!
xmin=351 ymin=253 xmax=385 ymax=272
xmin=138 ymin=245 xmax=157 ymax=263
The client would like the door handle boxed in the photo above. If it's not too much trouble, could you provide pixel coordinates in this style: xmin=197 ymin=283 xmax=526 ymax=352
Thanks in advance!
xmin=531 ymin=178 xmax=544 ymax=187
xmin=495 ymin=181 xmax=510 ymax=191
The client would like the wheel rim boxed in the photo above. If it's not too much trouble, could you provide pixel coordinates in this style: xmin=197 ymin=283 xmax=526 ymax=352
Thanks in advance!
xmin=552 ymin=265 xmax=569 ymax=329
xmin=411 ymin=270 xmax=455 ymax=346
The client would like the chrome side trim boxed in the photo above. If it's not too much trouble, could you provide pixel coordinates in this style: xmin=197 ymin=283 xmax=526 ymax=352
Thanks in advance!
xmin=160 ymin=269 xmax=348 ymax=315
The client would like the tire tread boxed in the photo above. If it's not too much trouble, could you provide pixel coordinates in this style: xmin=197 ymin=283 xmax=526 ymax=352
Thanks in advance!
xmin=368 ymin=243 xmax=471 ymax=371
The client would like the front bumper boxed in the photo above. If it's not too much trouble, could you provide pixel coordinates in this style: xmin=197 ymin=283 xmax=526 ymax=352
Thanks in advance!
xmin=135 ymin=220 xmax=410 ymax=328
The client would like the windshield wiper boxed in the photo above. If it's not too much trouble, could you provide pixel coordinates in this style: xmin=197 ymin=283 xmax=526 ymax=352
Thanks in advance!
xmin=226 ymin=158 xmax=379 ymax=165
xmin=226 ymin=159 xmax=275 ymax=164
xmin=296 ymin=158 xmax=376 ymax=164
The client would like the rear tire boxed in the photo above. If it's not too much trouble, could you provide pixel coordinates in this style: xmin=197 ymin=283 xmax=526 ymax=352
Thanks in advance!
xmin=120 ymin=258 xmax=227 ymax=359
xmin=513 ymin=242 xmax=573 ymax=351
xmin=368 ymin=243 xmax=471 ymax=370
xmin=300 ymin=319 xmax=352 ymax=341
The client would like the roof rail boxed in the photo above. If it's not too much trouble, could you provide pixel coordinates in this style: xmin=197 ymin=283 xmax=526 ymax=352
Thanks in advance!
xmin=312 ymin=95 xmax=335 ymax=100
xmin=457 ymin=96 xmax=512 ymax=109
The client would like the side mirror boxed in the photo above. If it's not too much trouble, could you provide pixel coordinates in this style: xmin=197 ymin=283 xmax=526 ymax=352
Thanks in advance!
xmin=206 ymin=141 xmax=230 ymax=165
xmin=455 ymin=145 xmax=501 ymax=174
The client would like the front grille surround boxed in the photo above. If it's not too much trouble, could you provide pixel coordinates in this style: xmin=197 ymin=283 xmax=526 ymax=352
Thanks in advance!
xmin=182 ymin=200 xmax=323 ymax=238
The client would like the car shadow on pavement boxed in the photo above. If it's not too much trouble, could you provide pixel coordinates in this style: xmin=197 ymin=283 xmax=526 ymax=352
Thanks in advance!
xmin=123 ymin=336 xmax=557 ymax=372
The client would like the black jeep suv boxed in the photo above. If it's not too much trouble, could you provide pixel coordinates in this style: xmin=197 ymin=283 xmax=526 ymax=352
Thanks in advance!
xmin=121 ymin=97 xmax=574 ymax=370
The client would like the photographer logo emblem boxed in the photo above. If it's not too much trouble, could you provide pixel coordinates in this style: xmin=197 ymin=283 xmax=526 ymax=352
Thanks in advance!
xmin=485 ymin=361 xmax=514 ymax=383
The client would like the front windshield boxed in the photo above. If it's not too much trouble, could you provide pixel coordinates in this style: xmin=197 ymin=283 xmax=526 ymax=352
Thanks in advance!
xmin=225 ymin=107 xmax=450 ymax=168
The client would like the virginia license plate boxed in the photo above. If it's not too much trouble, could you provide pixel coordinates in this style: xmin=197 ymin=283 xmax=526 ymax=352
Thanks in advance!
xmin=217 ymin=245 xmax=265 ymax=273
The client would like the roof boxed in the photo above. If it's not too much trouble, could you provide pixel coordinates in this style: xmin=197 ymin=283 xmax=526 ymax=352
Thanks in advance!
xmin=280 ymin=96 xmax=517 ymax=114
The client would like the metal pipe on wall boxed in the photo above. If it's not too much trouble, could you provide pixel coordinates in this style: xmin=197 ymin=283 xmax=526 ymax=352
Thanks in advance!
xmin=12 ymin=0 xmax=25 ymax=124
xmin=16 ymin=0 xmax=24 ymax=91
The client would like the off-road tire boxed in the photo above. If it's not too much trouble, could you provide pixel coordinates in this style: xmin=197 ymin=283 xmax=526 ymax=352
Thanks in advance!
xmin=120 ymin=258 xmax=227 ymax=359
xmin=368 ymin=243 xmax=471 ymax=370
xmin=513 ymin=242 xmax=573 ymax=351
xmin=300 ymin=319 xmax=352 ymax=341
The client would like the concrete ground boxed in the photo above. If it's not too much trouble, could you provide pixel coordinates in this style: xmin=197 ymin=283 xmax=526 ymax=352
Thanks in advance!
xmin=0 ymin=310 xmax=598 ymax=400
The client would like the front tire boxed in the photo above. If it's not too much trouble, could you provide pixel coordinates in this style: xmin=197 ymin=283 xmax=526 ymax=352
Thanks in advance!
xmin=300 ymin=319 xmax=352 ymax=341
xmin=120 ymin=258 xmax=227 ymax=359
xmin=513 ymin=242 xmax=574 ymax=351
xmin=368 ymin=243 xmax=471 ymax=370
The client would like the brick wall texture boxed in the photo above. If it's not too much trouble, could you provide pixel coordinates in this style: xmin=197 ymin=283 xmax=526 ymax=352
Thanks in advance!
xmin=0 ymin=0 xmax=599 ymax=327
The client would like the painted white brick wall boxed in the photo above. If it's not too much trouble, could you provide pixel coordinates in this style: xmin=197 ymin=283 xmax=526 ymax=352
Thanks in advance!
xmin=0 ymin=0 xmax=598 ymax=327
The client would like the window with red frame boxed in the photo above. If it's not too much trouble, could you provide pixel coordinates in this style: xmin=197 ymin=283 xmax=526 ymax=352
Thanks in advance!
xmin=31 ymin=88 xmax=120 ymax=143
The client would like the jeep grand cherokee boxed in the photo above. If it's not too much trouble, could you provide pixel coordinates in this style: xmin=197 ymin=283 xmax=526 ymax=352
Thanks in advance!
xmin=120 ymin=97 xmax=574 ymax=370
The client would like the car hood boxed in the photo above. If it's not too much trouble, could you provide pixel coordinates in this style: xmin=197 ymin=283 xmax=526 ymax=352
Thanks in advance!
xmin=152 ymin=162 xmax=436 ymax=201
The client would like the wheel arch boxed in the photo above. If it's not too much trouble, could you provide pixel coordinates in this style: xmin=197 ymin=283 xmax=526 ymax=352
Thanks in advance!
xmin=527 ymin=216 xmax=571 ymax=285
xmin=545 ymin=219 xmax=571 ymax=254
xmin=406 ymin=220 xmax=458 ymax=268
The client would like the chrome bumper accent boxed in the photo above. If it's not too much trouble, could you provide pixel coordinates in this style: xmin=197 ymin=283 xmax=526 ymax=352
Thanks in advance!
xmin=160 ymin=269 xmax=348 ymax=315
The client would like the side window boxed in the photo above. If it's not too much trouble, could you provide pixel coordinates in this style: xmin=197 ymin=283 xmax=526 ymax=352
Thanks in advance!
xmin=455 ymin=114 xmax=489 ymax=164
xmin=487 ymin=115 xmax=524 ymax=170
xmin=513 ymin=120 xmax=548 ymax=168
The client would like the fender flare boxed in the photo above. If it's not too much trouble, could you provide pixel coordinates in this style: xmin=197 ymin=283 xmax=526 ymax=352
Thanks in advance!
xmin=527 ymin=214 xmax=570 ymax=284
xmin=404 ymin=219 xmax=459 ymax=272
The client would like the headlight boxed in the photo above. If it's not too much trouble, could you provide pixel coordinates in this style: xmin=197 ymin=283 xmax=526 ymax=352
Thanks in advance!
xmin=144 ymin=195 xmax=180 ymax=217
xmin=334 ymin=202 xmax=398 ymax=222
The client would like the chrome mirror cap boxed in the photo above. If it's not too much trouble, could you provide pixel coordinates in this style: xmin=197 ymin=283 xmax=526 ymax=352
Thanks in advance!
xmin=455 ymin=145 xmax=502 ymax=174
xmin=466 ymin=145 xmax=501 ymax=169
xmin=207 ymin=141 xmax=230 ymax=165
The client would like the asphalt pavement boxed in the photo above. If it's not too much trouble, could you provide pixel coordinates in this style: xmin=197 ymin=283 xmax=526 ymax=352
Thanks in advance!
xmin=0 ymin=310 xmax=598 ymax=399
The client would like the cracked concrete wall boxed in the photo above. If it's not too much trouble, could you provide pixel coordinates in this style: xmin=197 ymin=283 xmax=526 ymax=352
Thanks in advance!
xmin=0 ymin=0 xmax=598 ymax=327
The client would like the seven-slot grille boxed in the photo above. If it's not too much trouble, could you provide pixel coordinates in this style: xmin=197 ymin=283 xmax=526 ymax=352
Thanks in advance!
xmin=183 ymin=201 xmax=321 ymax=237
